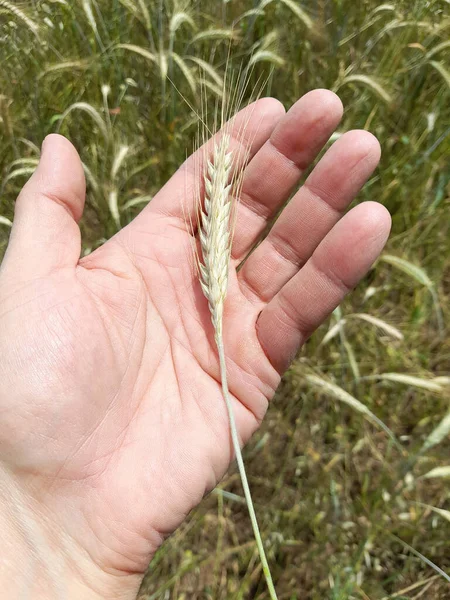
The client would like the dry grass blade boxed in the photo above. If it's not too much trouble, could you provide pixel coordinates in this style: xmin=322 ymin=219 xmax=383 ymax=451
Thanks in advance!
xmin=192 ymin=29 xmax=236 ymax=43
xmin=278 ymin=0 xmax=314 ymax=29
xmin=425 ymin=40 xmax=450 ymax=60
xmin=82 ymin=0 xmax=98 ymax=33
xmin=338 ymin=15 xmax=387 ymax=46
xmin=111 ymin=145 xmax=130 ymax=181
xmin=259 ymin=0 xmax=313 ymax=30
xmin=0 ymin=95 xmax=13 ymax=142
xmin=370 ymin=3 xmax=396 ymax=16
xmin=419 ymin=503 xmax=450 ymax=524
xmin=118 ymin=0 xmax=141 ymax=23
xmin=248 ymin=50 xmax=285 ymax=68
xmin=81 ymin=0 xmax=105 ymax=50
xmin=121 ymin=195 xmax=153 ymax=211
xmin=170 ymin=11 xmax=195 ymax=35
xmin=108 ymin=145 xmax=131 ymax=228
xmin=256 ymin=30 xmax=279 ymax=49
xmin=338 ymin=74 xmax=392 ymax=104
xmin=186 ymin=56 xmax=223 ymax=87
xmin=305 ymin=374 xmax=401 ymax=448
xmin=390 ymin=534 xmax=450 ymax=584
xmin=367 ymin=372 xmax=445 ymax=393
xmin=17 ymin=139 xmax=40 ymax=156
xmin=82 ymin=162 xmax=99 ymax=194
xmin=372 ymin=19 xmax=434 ymax=49
xmin=108 ymin=190 xmax=120 ymax=229
xmin=198 ymin=78 xmax=223 ymax=98
xmin=0 ymin=216 xmax=12 ymax=227
xmin=422 ymin=466 xmax=450 ymax=479
xmin=320 ymin=319 xmax=346 ymax=346
xmin=234 ymin=8 xmax=266 ymax=24
xmin=342 ymin=335 xmax=360 ymax=380
xmin=349 ymin=313 xmax=404 ymax=340
xmin=116 ymin=43 xmax=158 ymax=66
xmin=0 ymin=0 xmax=39 ymax=38
xmin=380 ymin=254 xmax=433 ymax=286
xmin=159 ymin=52 xmax=168 ymax=80
xmin=337 ymin=3 xmax=396 ymax=46
xmin=170 ymin=53 xmax=197 ymax=94
xmin=3 ymin=166 xmax=37 ymax=185
xmin=429 ymin=61 xmax=450 ymax=90
xmin=39 ymin=60 xmax=91 ymax=79
xmin=118 ymin=44 xmax=167 ymax=80
xmin=380 ymin=254 xmax=444 ymax=335
xmin=136 ymin=0 xmax=151 ymax=31
xmin=9 ymin=157 xmax=39 ymax=169
xmin=57 ymin=102 xmax=109 ymax=142
xmin=420 ymin=411 xmax=450 ymax=454
xmin=380 ymin=576 xmax=440 ymax=600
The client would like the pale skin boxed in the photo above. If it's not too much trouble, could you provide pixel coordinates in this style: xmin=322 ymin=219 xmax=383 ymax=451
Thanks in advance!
xmin=0 ymin=90 xmax=391 ymax=598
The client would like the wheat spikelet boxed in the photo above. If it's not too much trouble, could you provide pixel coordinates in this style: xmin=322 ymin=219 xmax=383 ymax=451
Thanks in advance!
xmin=198 ymin=134 xmax=233 ymax=340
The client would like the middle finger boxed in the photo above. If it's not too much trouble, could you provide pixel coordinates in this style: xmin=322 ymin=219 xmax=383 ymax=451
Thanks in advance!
xmin=231 ymin=89 xmax=343 ymax=263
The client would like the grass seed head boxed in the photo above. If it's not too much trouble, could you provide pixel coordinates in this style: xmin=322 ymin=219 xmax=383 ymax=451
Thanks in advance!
xmin=198 ymin=133 xmax=233 ymax=340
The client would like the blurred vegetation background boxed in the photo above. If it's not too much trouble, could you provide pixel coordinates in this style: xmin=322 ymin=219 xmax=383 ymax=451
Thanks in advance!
xmin=1 ymin=0 xmax=449 ymax=598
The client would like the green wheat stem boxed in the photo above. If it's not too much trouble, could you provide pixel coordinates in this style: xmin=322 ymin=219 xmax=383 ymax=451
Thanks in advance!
xmin=216 ymin=337 xmax=278 ymax=600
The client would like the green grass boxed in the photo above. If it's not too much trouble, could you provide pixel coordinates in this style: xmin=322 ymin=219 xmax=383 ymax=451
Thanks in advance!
xmin=1 ymin=1 xmax=449 ymax=598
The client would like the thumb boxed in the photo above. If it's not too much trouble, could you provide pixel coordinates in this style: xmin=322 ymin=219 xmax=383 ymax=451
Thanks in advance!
xmin=2 ymin=134 xmax=86 ymax=280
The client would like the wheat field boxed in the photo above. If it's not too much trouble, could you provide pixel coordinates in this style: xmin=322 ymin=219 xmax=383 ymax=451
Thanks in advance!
xmin=0 ymin=1 xmax=449 ymax=598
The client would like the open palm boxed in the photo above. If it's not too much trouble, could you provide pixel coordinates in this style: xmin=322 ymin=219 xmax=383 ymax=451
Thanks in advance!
xmin=0 ymin=91 xmax=390 ymax=598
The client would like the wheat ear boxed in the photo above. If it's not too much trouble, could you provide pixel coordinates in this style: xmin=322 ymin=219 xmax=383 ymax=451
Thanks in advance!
xmin=198 ymin=133 xmax=278 ymax=600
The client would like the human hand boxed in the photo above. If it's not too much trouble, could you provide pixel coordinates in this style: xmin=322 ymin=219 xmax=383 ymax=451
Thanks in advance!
xmin=0 ymin=90 xmax=390 ymax=598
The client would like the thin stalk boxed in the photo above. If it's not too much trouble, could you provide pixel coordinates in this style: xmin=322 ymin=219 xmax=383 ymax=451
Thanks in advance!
xmin=216 ymin=336 xmax=278 ymax=600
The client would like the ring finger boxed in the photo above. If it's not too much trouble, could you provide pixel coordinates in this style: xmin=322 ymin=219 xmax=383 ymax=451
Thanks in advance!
xmin=239 ymin=129 xmax=381 ymax=303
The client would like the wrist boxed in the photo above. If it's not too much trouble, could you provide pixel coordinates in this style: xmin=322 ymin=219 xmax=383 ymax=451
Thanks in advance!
xmin=0 ymin=468 xmax=142 ymax=600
